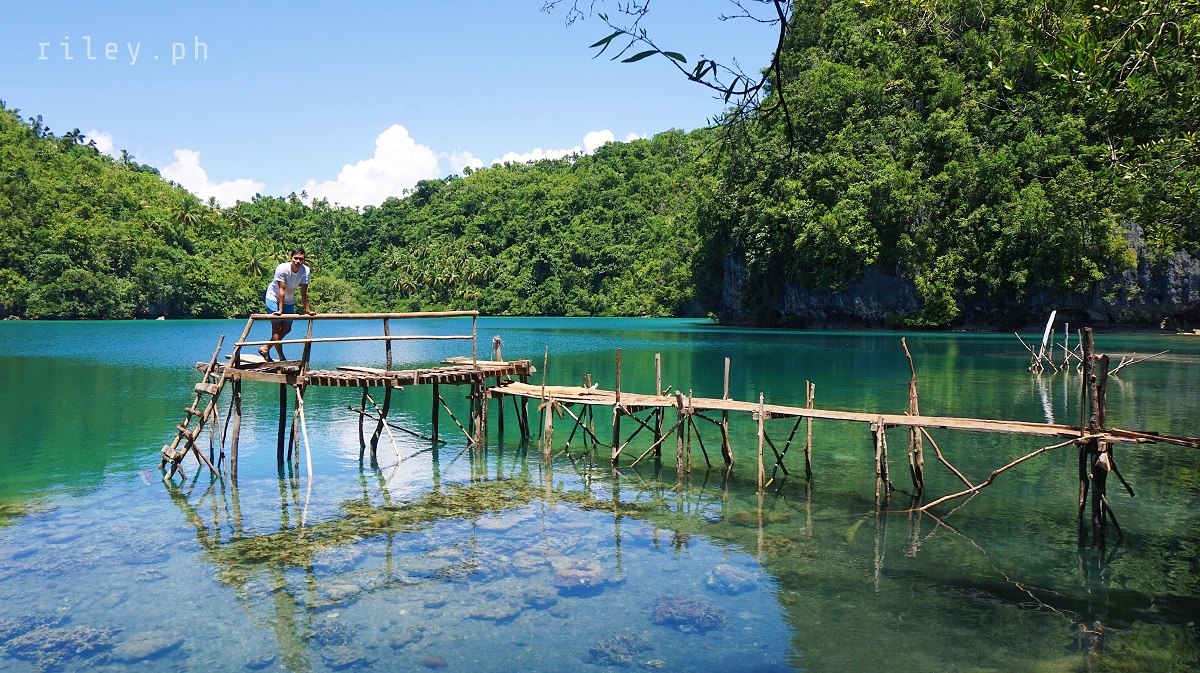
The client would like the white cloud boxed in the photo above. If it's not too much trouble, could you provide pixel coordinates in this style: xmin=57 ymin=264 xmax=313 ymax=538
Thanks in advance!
xmin=304 ymin=124 xmax=441 ymax=207
xmin=491 ymin=129 xmax=628 ymax=166
xmin=583 ymin=130 xmax=615 ymax=152
xmin=624 ymin=132 xmax=646 ymax=142
xmin=160 ymin=149 xmax=265 ymax=206
xmin=446 ymin=149 xmax=483 ymax=174
xmin=84 ymin=129 xmax=115 ymax=156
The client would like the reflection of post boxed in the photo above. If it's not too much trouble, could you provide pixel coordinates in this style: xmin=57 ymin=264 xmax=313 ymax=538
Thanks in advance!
xmin=612 ymin=468 xmax=622 ymax=574
xmin=873 ymin=510 xmax=886 ymax=593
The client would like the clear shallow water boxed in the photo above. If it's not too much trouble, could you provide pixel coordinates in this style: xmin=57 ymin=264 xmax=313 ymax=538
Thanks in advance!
xmin=0 ymin=318 xmax=1198 ymax=672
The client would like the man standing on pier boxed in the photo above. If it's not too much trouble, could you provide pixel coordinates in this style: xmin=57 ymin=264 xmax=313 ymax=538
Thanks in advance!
xmin=259 ymin=249 xmax=315 ymax=361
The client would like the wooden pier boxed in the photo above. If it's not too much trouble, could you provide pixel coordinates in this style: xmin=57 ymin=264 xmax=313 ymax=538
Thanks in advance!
xmin=160 ymin=311 xmax=535 ymax=484
xmin=160 ymin=315 xmax=1199 ymax=549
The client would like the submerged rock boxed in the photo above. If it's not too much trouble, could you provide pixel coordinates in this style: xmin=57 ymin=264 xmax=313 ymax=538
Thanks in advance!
xmin=388 ymin=624 xmax=426 ymax=651
xmin=111 ymin=629 xmax=183 ymax=662
xmin=0 ymin=611 xmax=68 ymax=645
xmin=550 ymin=558 xmax=622 ymax=595
xmin=5 ymin=625 xmax=118 ymax=669
xmin=321 ymin=645 xmax=377 ymax=670
xmin=705 ymin=564 xmax=758 ymax=595
xmin=245 ymin=653 xmax=276 ymax=669
xmin=521 ymin=583 xmax=559 ymax=609
xmin=652 ymin=596 xmax=725 ymax=632
xmin=310 ymin=617 xmax=357 ymax=647
xmin=587 ymin=631 xmax=654 ymax=667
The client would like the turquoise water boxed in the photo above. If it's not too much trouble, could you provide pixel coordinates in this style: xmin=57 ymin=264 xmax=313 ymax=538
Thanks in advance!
xmin=1 ymin=318 xmax=1198 ymax=672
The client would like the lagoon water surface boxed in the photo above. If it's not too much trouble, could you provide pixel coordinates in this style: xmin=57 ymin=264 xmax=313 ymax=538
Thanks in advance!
xmin=0 ymin=318 xmax=1198 ymax=672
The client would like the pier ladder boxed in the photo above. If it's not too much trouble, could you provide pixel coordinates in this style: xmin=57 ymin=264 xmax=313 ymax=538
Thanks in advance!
xmin=160 ymin=337 xmax=227 ymax=481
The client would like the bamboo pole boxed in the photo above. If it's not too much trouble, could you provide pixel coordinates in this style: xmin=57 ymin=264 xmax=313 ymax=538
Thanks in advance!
xmin=494 ymin=337 xmax=504 ymax=438
xmin=383 ymin=318 xmax=392 ymax=370
xmin=757 ymin=393 xmax=766 ymax=493
xmin=431 ymin=382 xmax=440 ymax=443
xmin=230 ymin=380 xmax=242 ymax=482
xmin=902 ymin=338 xmax=925 ymax=495
xmin=295 ymin=385 xmax=313 ymax=479
xmin=676 ymin=391 xmax=686 ymax=482
xmin=654 ymin=354 xmax=663 ymax=455
xmin=805 ymin=381 xmax=814 ymax=480
xmin=370 ymin=385 xmax=392 ymax=459
xmin=543 ymin=398 xmax=555 ymax=462
xmin=685 ymin=390 xmax=694 ymax=474
xmin=611 ymin=349 xmax=622 ymax=465
xmin=920 ymin=437 xmax=1080 ymax=510
xmin=277 ymin=383 xmax=288 ymax=465
xmin=1079 ymin=328 xmax=1097 ymax=545
xmin=721 ymin=357 xmax=733 ymax=466
xmin=358 ymin=388 xmax=368 ymax=450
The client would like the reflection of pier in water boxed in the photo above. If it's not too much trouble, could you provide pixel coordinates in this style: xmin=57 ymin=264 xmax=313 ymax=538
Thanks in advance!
xmin=166 ymin=445 xmax=1199 ymax=673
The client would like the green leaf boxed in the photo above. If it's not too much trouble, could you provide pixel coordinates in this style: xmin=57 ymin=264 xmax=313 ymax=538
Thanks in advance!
xmin=663 ymin=51 xmax=687 ymax=63
xmin=589 ymin=30 xmax=623 ymax=49
xmin=622 ymin=50 xmax=658 ymax=63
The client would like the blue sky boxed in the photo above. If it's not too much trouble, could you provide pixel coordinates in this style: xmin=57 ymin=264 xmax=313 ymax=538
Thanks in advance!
xmin=0 ymin=1 xmax=776 ymax=206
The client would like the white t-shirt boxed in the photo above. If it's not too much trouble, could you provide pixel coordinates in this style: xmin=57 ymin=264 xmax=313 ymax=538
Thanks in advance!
xmin=265 ymin=262 xmax=310 ymax=304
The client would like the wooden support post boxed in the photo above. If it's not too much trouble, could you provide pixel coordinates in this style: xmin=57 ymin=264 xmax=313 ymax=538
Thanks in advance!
xmin=292 ymin=387 xmax=301 ymax=471
xmin=539 ymin=347 xmax=548 ymax=440
xmin=1090 ymin=359 xmax=1110 ymax=547
xmin=277 ymin=383 xmax=288 ymax=465
xmin=653 ymin=354 xmax=663 ymax=455
xmin=805 ymin=381 xmax=814 ymax=480
xmin=611 ymin=349 xmax=622 ymax=466
xmin=383 ymin=319 xmax=392 ymax=371
xmin=543 ymin=398 xmax=555 ymax=461
xmin=520 ymin=375 xmax=530 ymax=440
xmin=872 ymin=417 xmax=892 ymax=503
xmin=301 ymin=319 xmax=314 ymax=374
xmin=1079 ymin=328 xmax=1097 ymax=546
xmin=479 ymin=380 xmax=490 ymax=448
xmin=494 ymin=337 xmax=506 ymax=439
xmin=371 ymin=385 xmax=392 ymax=459
xmin=1083 ymin=326 xmax=1112 ymax=548
xmin=686 ymin=390 xmax=694 ymax=474
xmin=675 ymin=392 xmax=686 ymax=482
xmin=431 ymin=382 xmax=440 ymax=443
xmin=296 ymin=385 xmax=313 ymax=479
xmin=230 ymin=380 xmax=242 ymax=482
xmin=756 ymin=393 xmax=766 ymax=493
xmin=902 ymin=338 xmax=924 ymax=495
xmin=721 ymin=358 xmax=733 ymax=467
xmin=358 ymin=388 xmax=368 ymax=450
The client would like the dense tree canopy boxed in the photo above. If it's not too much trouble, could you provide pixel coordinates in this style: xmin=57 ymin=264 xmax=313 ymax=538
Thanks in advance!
xmin=0 ymin=0 xmax=1195 ymax=325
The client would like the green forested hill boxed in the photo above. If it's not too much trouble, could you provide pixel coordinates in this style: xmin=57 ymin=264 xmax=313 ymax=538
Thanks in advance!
xmin=699 ymin=0 xmax=1198 ymax=325
xmin=1 ymin=0 xmax=1195 ymax=325
xmin=0 ymin=102 xmax=706 ymax=319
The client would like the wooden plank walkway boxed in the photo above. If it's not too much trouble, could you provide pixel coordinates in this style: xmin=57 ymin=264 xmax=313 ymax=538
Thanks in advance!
xmin=207 ymin=357 xmax=534 ymax=387
xmin=491 ymin=381 xmax=1128 ymax=443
